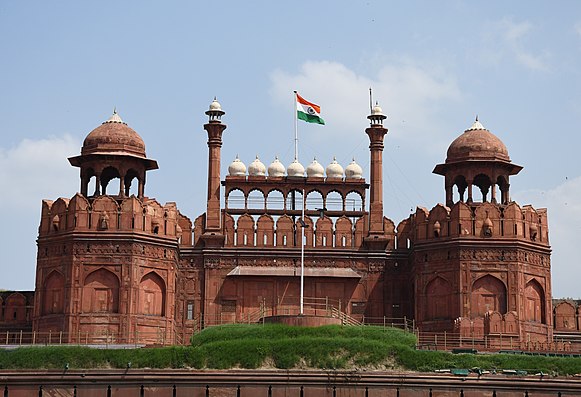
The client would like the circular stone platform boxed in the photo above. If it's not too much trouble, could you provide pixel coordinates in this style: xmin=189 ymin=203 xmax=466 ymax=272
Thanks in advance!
xmin=261 ymin=315 xmax=342 ymax=327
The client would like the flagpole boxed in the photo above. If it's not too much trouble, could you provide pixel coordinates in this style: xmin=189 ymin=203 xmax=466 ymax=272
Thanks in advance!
xmin=300 ymin=188 xmax=305 ymax=315
xmin=293 ymin=90 xmax=298 ymax=160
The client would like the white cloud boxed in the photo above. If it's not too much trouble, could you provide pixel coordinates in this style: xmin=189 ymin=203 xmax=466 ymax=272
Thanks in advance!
xmin=0 ymin=135 xmax=79 ymax=290
xmin=269 ymin=60 xmax=462 ymax=147
xmin=514 ymin=176 xmax=581 ymax=298
xmin=0 ymin=135 xmax=79 ymax=210
xmin=495 ymin=18 xmax=549 ymax=71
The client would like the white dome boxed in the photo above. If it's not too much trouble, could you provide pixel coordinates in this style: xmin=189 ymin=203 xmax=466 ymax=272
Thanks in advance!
xmin=345 ymin=158 xmax=363 ymax=179
xmin=248 ymin=156 xmax=266 ymax=176
xmin=371 ymin=104 xmax=384 ymax=117
xmin=268 ymin=156 xmax=286 ymax=177
xmin=209 ymin=98 xmax=222 ymax=111
xmin=287 ymin=159 xmax=305 ymax=177
xmin=306 ymin=158 xmax=325 ymax=178
xmin=228 ymin=156 xmax=246 ymax=176
xmin=326 ymin=157 xmax=344 ymax=179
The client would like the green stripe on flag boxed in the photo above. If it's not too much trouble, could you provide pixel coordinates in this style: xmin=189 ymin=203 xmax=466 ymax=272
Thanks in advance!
xmin=297 ymin=111 xmax=325 ymax=125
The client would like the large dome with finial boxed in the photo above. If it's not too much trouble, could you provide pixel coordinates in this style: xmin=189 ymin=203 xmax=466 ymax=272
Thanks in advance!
xmin=446 ymin=118 xmax=510 ymax=163
xmin=82 ymin=110 xmax=147 ymax=158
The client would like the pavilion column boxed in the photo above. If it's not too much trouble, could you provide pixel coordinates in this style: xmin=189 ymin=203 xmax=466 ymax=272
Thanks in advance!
xmin=467 ymin=180 xmax=473 ymax=203
xmin=94 ymin=173 xmax=101 ymax=196
xmin=445 ymin=181 xmax=453 ymax=207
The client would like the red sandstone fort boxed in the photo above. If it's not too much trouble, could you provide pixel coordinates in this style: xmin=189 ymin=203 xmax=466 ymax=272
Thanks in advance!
xmin=2 ymin=99 xmax=579 ymax=349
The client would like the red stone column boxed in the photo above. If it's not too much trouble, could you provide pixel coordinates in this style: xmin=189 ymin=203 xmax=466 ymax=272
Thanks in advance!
xmin=363 ymin=104 xmax=389 ymax=250
xmin=203 ymin=120 xmax=226 ymax=232
xmin=366 ymin=125 xmax=387 ymax=234
xmin=201 ymin=100 xmax=227 ymax=247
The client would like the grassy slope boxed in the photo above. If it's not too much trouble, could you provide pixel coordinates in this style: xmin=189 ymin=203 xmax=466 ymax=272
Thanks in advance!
xmin=0 ymin=325 xmax=580 ymax=375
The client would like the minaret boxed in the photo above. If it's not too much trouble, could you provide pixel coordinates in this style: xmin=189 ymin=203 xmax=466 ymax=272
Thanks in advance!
xmin=364 ymin=103 xmax=389 ymax=249
xmin=201 ymin=98 xmax=226 ymax=246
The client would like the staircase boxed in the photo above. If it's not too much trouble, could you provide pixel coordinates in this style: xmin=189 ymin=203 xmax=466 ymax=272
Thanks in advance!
xmin=330 ymin=307 xmax=361 ymax=326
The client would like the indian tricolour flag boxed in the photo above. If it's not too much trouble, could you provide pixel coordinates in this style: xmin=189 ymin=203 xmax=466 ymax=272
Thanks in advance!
xmin=296 ymin=92 xmax=325 ymax=125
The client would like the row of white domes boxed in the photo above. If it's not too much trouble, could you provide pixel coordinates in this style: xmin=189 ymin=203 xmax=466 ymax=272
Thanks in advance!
xmin=228 ymin=156 xmax=364 ymax=179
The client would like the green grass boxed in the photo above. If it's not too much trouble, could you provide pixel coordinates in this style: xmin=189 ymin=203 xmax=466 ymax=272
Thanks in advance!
xmin=0 ymin=325 xmax=580 ymax=375
xmin=189 ymin=324 xmax=416 ymax=369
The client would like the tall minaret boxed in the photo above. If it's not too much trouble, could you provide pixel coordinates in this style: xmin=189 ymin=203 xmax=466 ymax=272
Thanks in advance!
xmin=364 ymin=103 xmax=389 ymax=249
xmin=201 ymin=98 xmax=226 ymax=246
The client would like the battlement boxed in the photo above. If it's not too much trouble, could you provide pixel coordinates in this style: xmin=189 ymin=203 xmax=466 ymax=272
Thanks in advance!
xmin=404 ymin=201 xmax=549 ymax=245
xmin=38 ymin=193 xmax=192 ymax=245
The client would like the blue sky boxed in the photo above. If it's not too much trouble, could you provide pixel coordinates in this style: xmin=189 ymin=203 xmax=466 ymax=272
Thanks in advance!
xmin=1 ymin=1 xmax=580 ymax=297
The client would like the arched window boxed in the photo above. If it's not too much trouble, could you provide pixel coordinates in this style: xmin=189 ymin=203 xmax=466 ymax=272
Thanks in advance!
xmin=471 ymin=275 xmax=506 ymax=317
xmin=473 ymin=174 xmax=492 ymax=202
xmin=82 ymin=269 xmax=120 ymax=313
xmin=247 ymin=189 xmax=265 ymax=210
xmin=286 ymin=190 xmax=303 ymax=211
xmin=100 ymin=166 xmax=121 ymax=195
xmin=305 ymin=190 xmax=323 ymax=211
xmin=326 ymin=191 xmax=343 ymax=211
xmin=266 ymin=189 xmax=284 ymax=210
xmin=139 ymin=272 xmax=166 ymax=316
xmin=226 ymin=189 xmax=245 ymax=209
xmin=345 ymin=191 xmax=364 ymax=212
xmin=124 ymin=169 xmax=140 ymax=196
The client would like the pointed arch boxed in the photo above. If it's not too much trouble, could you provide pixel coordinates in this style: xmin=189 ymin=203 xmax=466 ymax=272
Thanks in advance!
xmin=256 ymin=214 xmax=275 ymax=247
xmin=223 ymin=213 xmax=235 ymax=246
xmin=335 ymin=216 xmax=353 ymax=248
xmin=554 ymin=301 xmax=576 ymax=330
xmin=471 ymin=275 xmax=506 ymax=318
xmin=425 ymin=277 xmax=452 ymax=320
xmin=296 ymin=216 xmax=314 ymax=248
xmin=524 ymin=279 xmax=546 ymax=323
xmin=315 ymin=215 xmax=333 ymax=247
xmin=43 ymin=270 xmax=65 ymax=315
xmin=4 ymin=293 xmax=27 ymax=323
xmin=275 ymin=215 xmax=294 ymax=247
xmin=236 ymin=214 xmax=255 ymax=246
xmin=139 ymin=272 xmax=166 ymax=316
xmin=82 ymin=269 xmax=120 ymax=313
